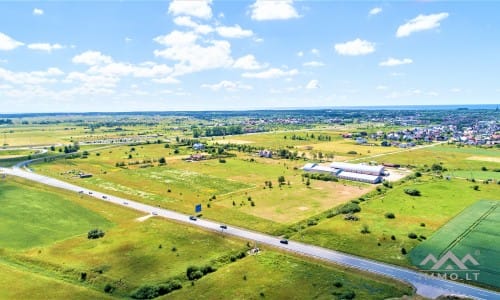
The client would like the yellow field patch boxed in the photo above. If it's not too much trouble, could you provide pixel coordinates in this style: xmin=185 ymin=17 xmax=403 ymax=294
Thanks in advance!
xmin=466 ymin=156 xmax=500 ymax=163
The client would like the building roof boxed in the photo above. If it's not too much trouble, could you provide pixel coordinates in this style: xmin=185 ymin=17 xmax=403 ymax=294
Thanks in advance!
xmin=337 ymin=171 xmax=381 ymax=182
xmin=329 ymin=162 xmax=385 ymax=174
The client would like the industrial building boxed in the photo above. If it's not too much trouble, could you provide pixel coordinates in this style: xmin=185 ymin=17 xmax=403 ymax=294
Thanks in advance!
xmin=329 ymin=162 xmax=385 ymax=176
xmin=302 ymin=162 xmax=385 ymax=184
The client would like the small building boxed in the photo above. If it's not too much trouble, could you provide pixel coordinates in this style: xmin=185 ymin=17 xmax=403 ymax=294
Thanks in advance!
xmin=302 ymin=163 xmax=341 ymax=175
xmin=259 ymin=150 xmax=272 ymax=158
xmin=79 ymin=173 xmax=93 ymax=178
xmin=193 ymin=143 xmax=205 ymax=151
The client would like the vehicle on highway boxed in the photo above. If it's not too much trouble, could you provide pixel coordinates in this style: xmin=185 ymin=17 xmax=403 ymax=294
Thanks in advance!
xmin=123 ymin=201 xmax=128 ymax=205
xmin=280 ymin=239 xmax=289 ymax=244
xmin=78 ymin=190 xmax=84 ymax=194
xmin=102 ymin=195 xmax=107 ymax=199
xmin=220 ymin=225 xmax=227 ymax=229
xmin=189 ymin=216 xmax=197 ymax=221
xmin=88 ymin=191 xmax=93 ymax=195
xmin=152 ymin=212 xmax=158 ymax=216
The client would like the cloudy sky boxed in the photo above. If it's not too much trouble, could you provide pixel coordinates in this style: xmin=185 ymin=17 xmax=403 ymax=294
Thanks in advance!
xmin=0 ymin=1 xmax=499 ymax=112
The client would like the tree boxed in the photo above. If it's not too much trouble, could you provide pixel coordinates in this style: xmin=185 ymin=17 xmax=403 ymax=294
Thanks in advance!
xmin=158 ymin=157 xmax=166 ymax=164
xmin=278 ymin=176 xmax=286 ymax=186
xmin=88 ymin=229 xmax=105 ymax=239
xmin=306 ymin=178 xmax=310 ymax=187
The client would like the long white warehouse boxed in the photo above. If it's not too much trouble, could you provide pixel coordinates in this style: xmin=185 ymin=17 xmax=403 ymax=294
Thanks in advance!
xmin=329 ymin=162 xmax=385 ymax=176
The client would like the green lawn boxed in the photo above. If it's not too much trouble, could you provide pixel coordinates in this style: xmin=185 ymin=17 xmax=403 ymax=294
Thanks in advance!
xmin=0 ymin=261 xmax=113 ymax=300
xmin=291 ymin=177 xmax=500 ymax=267
xmin=410 ymin=200 xmax=500 ymax=289
xmin=0 ymin=178 xmax=112 ymax=249
xmin=167 ymin=251 xmax=414 ymax=300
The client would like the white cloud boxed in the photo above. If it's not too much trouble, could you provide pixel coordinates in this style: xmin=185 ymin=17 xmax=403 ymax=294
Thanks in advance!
xmin=72 ymin=51 xmax=113 ymax=65
xmin=0 ymin=59 xmax=7 ymax=64
xmin=173 ymin=16 xmax=213 ymax=34
xmin=450 ymin=88 xmax=461 ymax=93
xmin=334 ymin=38 xmax=375 ymax=56
xmin=27 ymin=43 xmax=64 ymax=52
xmin=379 ymin=57 xmax=413 ymax=67
xmin=303 ymin=61 xmax=324 ymax=67
xmin=216 ymin=25 xmax=253 ymax=38
xmin=33 ymin=8 xmax=44 ymax=16
xmin=153 ymin=77 xmax=181 ymax=84
xmin=369 ymin=7 xmax=382 ymax=15
xmin=64 ymin=71 xmax=118 ymax=89
xmin=396 ymin=12 xmax=449 ymax=38
xmin=297 ymin=51 xmax=304 ymax=57
xmin=154 ymin=31 xmax=233 ymax=76
xmin=0 ymin=67 xmax=64 ymax=85
xmin=125 ymin=37 xmax=133 ymax=43
xmin=311 ymin=48 xmax=320 ymax=56
xmin=242 ymin=68 xmax=298 ymax=79
xmin=0 ymin=32 xmax=24 ymax=51
xmin=376 ymin=85 xmax=389 ymax=90
xmin=168 ymin=0 xmax=212 ymax=19
xmin=306 ymin=79 xmax=319 ymax=89
xmin=253 ymin=37 xmax=264 ymax=43
xmin=201 ymin=80 xmax=252 ymax=91
xmin=233 ymin=54 xmax=267 ymax=70
xmin=250 ymin=0 xmax=299 ymax=21
xmin=88 ymin=62 xmax=173 ymax=78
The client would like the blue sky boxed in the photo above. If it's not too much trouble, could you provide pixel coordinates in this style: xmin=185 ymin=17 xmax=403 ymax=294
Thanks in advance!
xmin=0 ymin=1 xmax=499 ymax=113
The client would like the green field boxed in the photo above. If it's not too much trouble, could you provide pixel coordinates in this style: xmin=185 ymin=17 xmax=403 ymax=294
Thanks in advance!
xmin=410 ymin=200 xmax=500 ymax=289
xmin=290 ymin=177 xmax=500 ymax=267
xmin=32 ymin=143 xmax=373 ymax=233
xmin=0 ymin=178 xmax=112 ymax=249
xmin=0 ymin=177 xmax=414 ymax=299
xmin=168 ymin=251 xmax=414 ymax=300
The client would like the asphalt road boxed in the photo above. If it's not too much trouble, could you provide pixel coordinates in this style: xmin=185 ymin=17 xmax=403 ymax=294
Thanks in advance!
xmin=1 ymin=166 xmax=499 ymax=300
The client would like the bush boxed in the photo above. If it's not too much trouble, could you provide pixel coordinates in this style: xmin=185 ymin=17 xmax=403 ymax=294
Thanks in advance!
xmin=404 ymin=188 xmax=421 ymax=196
xmin=408 ymin=232 xmax=418 ymax=239
xmin=360 ymin=224 xmax=370 ymax=234
xmin=338 ymin=203 xmax=361 ymax=214
xmin=158 ymin=157 xmax=166 ymax=164
xmin=347 ymin=150 xmax=357 ymax=155
xmin=337 ymin=290 xmax=355 ymax=300
xmin=415 ymin=171 xmax=422 ymax=177
xmin=130 ymin=280 xmax=182 ymax=299
xmin=87 ymin=229 xmax=105 ymax=239
xmin=385 ymin=212 xmax=395 ymax=219
xmin=307 ymin=219 xmax=318 ymax=226
xmin=401 ymin=247 xmax=407 ymax=255
xmin=472 ymin=185 xmax=479 ymax=191
xmin=391 ymin=235 xmax=396 ymax=241
xmin=344 ymin=214 xmax=359 ymax=221
xmin=419 ymin=235 xmax=427 ymax=240
xmin=104 ymin=283 xmax=115 ymax=294
xmin=333 ymin=281 xmax=343 ymax=288
xmin=420 ymin=223 xmax=426 ymax=227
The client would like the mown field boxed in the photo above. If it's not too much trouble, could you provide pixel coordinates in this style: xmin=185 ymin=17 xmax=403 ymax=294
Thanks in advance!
xmin=410 ymin=200 xmax=500 ymax=289
xmin=0 ymin=177 xmax=414 ymax=299
xmin=0 ymin=178 xmax=112 ymax=249
xmin=290 ymin=177 xmax=500 ymax=267
xmin=32 ymin=143 xmax=373 ymax=233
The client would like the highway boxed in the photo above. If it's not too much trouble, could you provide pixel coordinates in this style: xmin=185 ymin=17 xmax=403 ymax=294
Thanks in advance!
xmin=1 ymin=166 xmax=499 ymax=300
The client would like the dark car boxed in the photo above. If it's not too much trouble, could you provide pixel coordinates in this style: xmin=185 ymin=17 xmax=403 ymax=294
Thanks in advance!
xmin=152 ymin=212 xmax=158 ymax=216
xmin=220 ymin=225 xmax=227 ymax=230
xmin=102 ymin=195 xmax=107 ymax=199
xmin=189 ymin=216 xmax=197 ymax=221
xmin=280 ymin=239 xmax=289 ymax=244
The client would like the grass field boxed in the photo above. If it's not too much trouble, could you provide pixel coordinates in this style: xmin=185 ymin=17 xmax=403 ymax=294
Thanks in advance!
xmin=0 ymin=178 xmax=112 ymax=249
xmin=290 ymin=177 xmax=500 ymax=267
xmin=0 ymin=262 xmax=113 ymax=300
xmin=410 ymin=200 xmax=500 ymax=289
xmin=167 ymin=251 xmax=414 ymax=300
xmin=0 ymin=177 xmax=414 ymax=299
xmin=32 ymin=143 xmax=373 ymax=233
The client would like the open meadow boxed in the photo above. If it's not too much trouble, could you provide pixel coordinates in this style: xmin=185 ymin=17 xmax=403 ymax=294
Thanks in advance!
xmin=0 ymin=177 xmax=414 ymax=299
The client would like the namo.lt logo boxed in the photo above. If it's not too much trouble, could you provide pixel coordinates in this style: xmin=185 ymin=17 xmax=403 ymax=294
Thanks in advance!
xmin=420 ymin=251 xmax=479 ymax=271
xmin=419 ymin=251 xmax=480 ymax=281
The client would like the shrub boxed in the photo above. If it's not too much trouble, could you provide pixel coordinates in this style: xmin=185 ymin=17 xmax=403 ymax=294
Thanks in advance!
xmin=104 ymin=283 xmax=115 ymax=294
xmin=401 ymin=247 xmax=407 ymax=255
xmin=420 ymin=223 xmax=426 ymax=227
xmin=404 ymin=188 xmax=421 ymax=196
xmin=344 ymin=214 xmax=359 ymax=221
xmin=385 ymin=212 xmax=396 ymax=219
xmin=360 ymin=224 xmax=370 ymax=234
xmin=408 ymin=232 xmax=418 ymax=239
xmin=87 ymin=229 xmax=105 ymax=239
xmin=307 ymin=219 xmax=318 ymax=226
xmin=419 ymin=235 xmax=427 ymax=240
xmin=333 ymin=281 xmax=343 ymax=288
xmin=130 ymin=281 xmax=182 ymax=299
xmin=219 ymin=158 xmax=226 ymax=163
xmin=158 ymin=157 xmax=166 ymax=164
xmin=338 ymin=203 xmax=361 ymax=214
xmin=326 ymin=211 xmax=337 ymax=218
xmin=415 ymin=171 xmax=422 ymax=177
xmin=347 ymin=150 xmax=357 ymax=155
xmin=391 ymin=235 xmax=396 ymax=241
xmin=338 ymin=290 xmax=355 ymax=300
xmin=472 ymin=185 xmax=479 ymax=191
